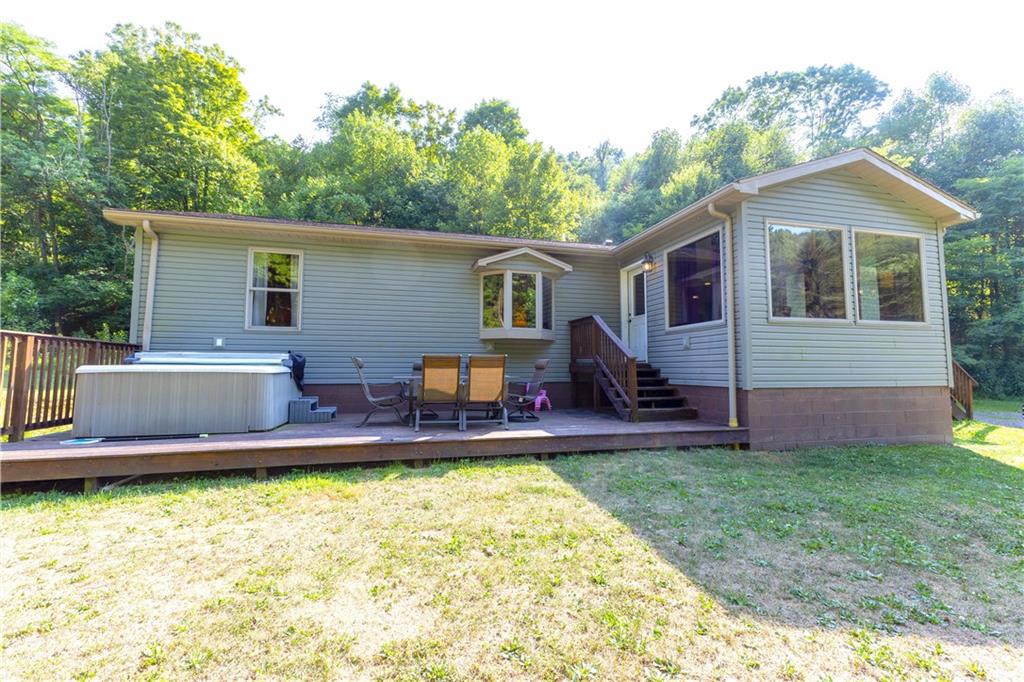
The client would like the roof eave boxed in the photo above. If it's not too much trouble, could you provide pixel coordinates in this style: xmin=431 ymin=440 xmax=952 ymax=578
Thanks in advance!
xmin=102 ymin=208 xmax=615 ymax=257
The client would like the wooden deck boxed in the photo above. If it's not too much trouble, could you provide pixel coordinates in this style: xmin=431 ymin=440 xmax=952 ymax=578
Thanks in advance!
xmin=0 ymin=410 xmax=747 ymax=484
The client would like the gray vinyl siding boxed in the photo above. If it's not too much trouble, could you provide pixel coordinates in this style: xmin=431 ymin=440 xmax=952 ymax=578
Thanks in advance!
xmin=641 ymin=216 xmax=739 ymax=388
xmin=742 ymin=169 xmax=951 ymax=388
xmin=134 ymin=230 xmax=619 ymax=384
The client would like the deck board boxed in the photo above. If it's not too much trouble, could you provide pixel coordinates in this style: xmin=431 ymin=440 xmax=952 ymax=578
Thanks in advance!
xmin=0 ymin=410 xmax=747 ymax=483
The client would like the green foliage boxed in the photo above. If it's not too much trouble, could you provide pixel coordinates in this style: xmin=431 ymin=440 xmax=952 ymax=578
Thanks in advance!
xmin=693 ymin=64 xmax=890 ymax=155
xmin=460 ymin=98 xmax=527 ymax=143
xmin=1 ymin=21 xmax=263 ymax=336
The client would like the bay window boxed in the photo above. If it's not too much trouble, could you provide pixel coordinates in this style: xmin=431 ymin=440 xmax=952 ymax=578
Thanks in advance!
xmin=479 ymin=271 xmax=554 ymax=340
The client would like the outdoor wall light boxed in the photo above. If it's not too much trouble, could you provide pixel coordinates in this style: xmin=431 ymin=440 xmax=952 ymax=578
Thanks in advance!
xmin=641 ymin=252 xmax=655 ymax=272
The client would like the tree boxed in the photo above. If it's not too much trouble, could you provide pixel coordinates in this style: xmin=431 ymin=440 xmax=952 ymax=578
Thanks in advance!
xmin=1 ymin=23 xmax=113 ymax=334
xmin=71 ymin=23 xmax=262 ymax=213
xmin=944 ymin=155 xmax=1024 ymax=396
xmin=694 ymin=64 xmax=890 ymax=155
xmin=460 ymin=99 xmax=528 ymax=144
xmin=445 ymin=127 xmax=587 ymax=240
xmin=873 ymin=73 xmax=970 ymax=171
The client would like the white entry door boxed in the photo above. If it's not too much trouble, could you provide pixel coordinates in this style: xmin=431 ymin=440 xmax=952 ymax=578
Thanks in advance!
xmin=625 ymin=267 xmax=648 ymax=361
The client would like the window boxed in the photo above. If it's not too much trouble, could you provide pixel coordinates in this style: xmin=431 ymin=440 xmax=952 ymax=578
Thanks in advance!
xmin=666 ymin=231 xmax=722 ymax=327
xmin=482 ymin=273 xmax=504 ymax=328
xmin=767 ymin=223 xmax=847 ymax=320
xmin=479 ymin=271 xmax=554 ymax=339
xmin=632 ymin=272 xmax=646 ymax=316
xmin=855 ymin=231 xmax=925 ymax=322
xmin=247 ymin=249 xmax=302 ymax=329
xmin=542 ymin=276 xmax=553 ymax=330
xmin=511 ymin=273 xmax=537 ymax=328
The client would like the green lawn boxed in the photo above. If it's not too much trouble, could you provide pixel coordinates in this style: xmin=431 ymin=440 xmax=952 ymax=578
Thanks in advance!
xmin=975 ymin=397 xmax=1023 ymax=416
xmin=2 ymin=422 xmax=1022 ymax=681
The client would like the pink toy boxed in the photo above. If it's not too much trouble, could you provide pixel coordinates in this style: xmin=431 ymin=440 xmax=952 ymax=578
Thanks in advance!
xmin=533 ymin=388 xmax=552 ymax=412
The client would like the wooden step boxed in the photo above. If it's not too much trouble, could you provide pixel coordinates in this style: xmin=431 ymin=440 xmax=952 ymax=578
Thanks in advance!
xmin=637 ymin=395 xmax=686 ymax=409
xmin=637 ymin=376 xmax=669 ymax=387
xmin=637 ymin=386 xmax=679 ymax=398
xmin=636 ymin=406 xmax=699 ymax=422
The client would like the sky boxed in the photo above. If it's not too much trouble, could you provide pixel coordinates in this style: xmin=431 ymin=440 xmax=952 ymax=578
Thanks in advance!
xmin=8 ymin=0 xmax=1023 ymax=154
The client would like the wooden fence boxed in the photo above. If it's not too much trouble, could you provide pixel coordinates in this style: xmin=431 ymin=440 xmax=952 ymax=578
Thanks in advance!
xmin=0 ymin=331 xmax=139 ymax=442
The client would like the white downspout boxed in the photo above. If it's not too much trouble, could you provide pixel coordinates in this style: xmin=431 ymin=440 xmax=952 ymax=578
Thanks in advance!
xmin=707 ymin=203 xmax=738 ymax=427
xmin=141 ymin=219 xmax=159 ymax=351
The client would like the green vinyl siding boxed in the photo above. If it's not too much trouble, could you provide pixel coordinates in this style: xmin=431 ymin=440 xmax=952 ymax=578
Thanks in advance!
xmin=742 ymin=169 xmax=951 ymax=388
xmin=133 ymin=230 xmax=619 ymax=384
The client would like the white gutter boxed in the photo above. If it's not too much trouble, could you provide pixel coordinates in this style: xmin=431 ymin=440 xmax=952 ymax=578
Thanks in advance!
xmin=707 ymin=203 xmax=738 ymax=427
xmin=141 ymin=219 xmax=159 ymax=351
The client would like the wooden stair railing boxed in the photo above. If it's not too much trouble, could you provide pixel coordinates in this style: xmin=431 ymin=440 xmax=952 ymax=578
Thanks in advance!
xmin=951 ymin=360 xmax=978 ymax=420
xmin=569 ymin=315 xmax=639 ymax=422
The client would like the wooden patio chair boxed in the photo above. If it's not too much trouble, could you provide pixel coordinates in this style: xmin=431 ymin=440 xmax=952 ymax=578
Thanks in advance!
xmin=352 ymin=357 xmax=406 ymax=427
xmin=415 ymin=355 xmax=463 ymax=432
xmin=507 ymin=359 xmax=550 ymax=421
xmin=463 ymin=354 xmax=509 ymax=430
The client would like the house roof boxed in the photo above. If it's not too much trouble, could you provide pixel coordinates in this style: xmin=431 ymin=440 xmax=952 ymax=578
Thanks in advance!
xmin=104 ymin=149 xmax=978 ymax=263
xmin=101 ymin=209 xmax=613 ymax=257
xmin=614 ymin=148 xmax=980 ymax=259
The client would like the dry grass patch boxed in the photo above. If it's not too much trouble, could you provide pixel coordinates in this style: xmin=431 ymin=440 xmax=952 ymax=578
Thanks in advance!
xmin=1 ymin=421 xmax=1022 ymax=680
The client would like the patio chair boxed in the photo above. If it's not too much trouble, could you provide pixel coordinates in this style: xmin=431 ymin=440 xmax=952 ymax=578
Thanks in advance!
xmin=463 ymin=354 xmax=508 ymax=430
xmin=507 ymin=359 xmax=550 ymax=421
xmin=415 ymin=355 xmax=463 ymax=432
xmin=352 ymin=357 xmax=406 ymax=427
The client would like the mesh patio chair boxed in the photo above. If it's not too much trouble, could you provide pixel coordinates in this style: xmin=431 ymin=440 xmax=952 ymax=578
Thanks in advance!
xmin=463 ymin=354 xmax=508 ymax=430
xmin=352 ymin=357 xmax=406 ymax=427
xmin=507 ymin=359 xmax=550 ymax=421
xmin=415 ymin=355 xmax=463 ymax=432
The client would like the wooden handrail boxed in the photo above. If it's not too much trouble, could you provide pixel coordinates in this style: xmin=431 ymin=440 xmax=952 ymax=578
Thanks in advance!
xmin=951 ymin=360 xmax=978 ymax=420
xmin=569 ymin=315 xmax=639 ymax=422
xmin=0 ymin=330 xmax=139 ymax=441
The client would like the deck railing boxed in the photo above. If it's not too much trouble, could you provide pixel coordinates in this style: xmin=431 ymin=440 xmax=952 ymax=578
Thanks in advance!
xmin=0 ymin=330 xmax=139 ymax=442
xmin=951 ymin=360 xmax=978 ymax=420
xmin=569 ymin=315 xmax=638 ymax=422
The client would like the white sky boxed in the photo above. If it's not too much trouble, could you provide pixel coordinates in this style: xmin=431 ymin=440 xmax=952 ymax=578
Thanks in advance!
xmin=9 ymin=0 xmax=1023 ymax=154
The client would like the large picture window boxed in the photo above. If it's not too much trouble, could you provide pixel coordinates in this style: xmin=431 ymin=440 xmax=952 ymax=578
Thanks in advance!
xmin=479 ymin=270 xmax=554 ymax=339
xmin=246 ymin=249 xmax=302 ymax=329
xmin=666 ymin=231 xmax=722 ymax=328
xmin=767 ymin=223 xmax=848 ymax=320
xmin=855 ymin=231 xmax=925 ymax=322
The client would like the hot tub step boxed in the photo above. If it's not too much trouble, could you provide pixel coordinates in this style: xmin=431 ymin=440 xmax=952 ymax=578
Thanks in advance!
xmin=289 ymin=397 xmax=336 ymax=423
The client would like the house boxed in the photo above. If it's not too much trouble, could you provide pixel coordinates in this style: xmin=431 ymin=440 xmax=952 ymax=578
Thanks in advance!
xmin=103 ymin=148 xmax=978 ymax=449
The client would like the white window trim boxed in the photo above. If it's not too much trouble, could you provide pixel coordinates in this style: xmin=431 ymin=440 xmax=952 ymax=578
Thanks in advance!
xmin=852 ymin=227 xmax=931 ymax=326
xmin=764 ymin=218 xmax=854 ymax=325
xmin=662 ymin=224 xmax=727 ymax=332
xmin=244 ymin=246 xmax=303 ymax=331
xmin=479 ymin=269 xmax=555 ymax=340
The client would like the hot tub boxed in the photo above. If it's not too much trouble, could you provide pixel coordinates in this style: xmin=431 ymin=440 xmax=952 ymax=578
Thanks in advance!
xmin=72 ymin=353 xmax=301 ymax=438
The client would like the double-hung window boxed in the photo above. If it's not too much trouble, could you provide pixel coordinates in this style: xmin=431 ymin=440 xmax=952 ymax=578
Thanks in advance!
xmin=246 ymin=248 xmax=302 ymax=330
xmin=665 ymin=229 xmax=723 ymax=329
